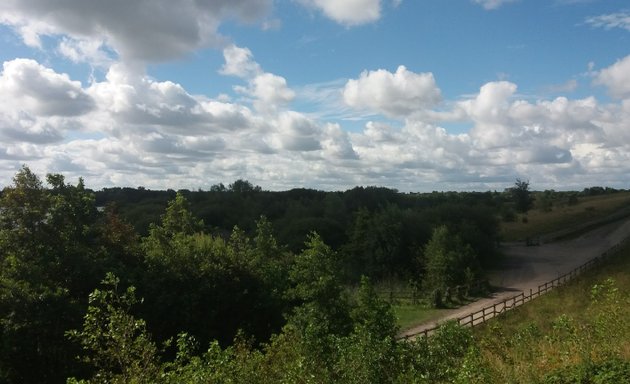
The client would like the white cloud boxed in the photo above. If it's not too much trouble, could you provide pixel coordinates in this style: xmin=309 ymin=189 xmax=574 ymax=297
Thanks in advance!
xmin=0 ymin=59 xmax=94 ymax=145
xmin=221 ymin=45 xmax=295 ymax=113
xmin=3 ymin=53 xmax=630 ymax=192
xmin=273 ymin=111 xmax=322 ymax=151
xmin=472 ymin=0 xmax=519 ymax=10
xmin=0 ymin=59 xmax=95 ymax=117
xmin=0 ymin=0 xmax=272 ymax=62
xmin=459 ymin=81 xmax=606 ymax=156
xmin=250 ymin=73 xmax=296 ymax=112
xmin=298 ymin=0 xmax=382 ymax=25
xmin=220 ymin=45 xmax=262 ymax=78
xmin=57 ymin=38 xmax=113 ymax=67
xmin=586 ymin=11 xmax=630 ymax=32
xmin=88 ymin=64 xmax=214 ymax=134
xmin=594 ymin=54 xmax=630 ymax=99
xmin=459 ymin=81 xmax=516 ymax=131
xmin=343 ymin=65 xmax=442 ymax=118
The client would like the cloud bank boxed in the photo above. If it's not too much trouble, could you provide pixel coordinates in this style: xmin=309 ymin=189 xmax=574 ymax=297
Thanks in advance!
xmin=0 ymin=49 xmax=629 ymax=191
xmin=0 ymin=2 xmax=629 ymax=192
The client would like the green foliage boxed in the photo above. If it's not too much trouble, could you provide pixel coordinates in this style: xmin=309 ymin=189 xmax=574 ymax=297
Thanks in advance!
xmin=11 ymin=167 xmax=622 ymax=384
xmin=537 ymin=190 xmax=554 ymax=212
xmin=542 ymin=359 xmax=630 ymax=384
xmin=351 ymin=276 xmax=398 ymax=340
xmin=228 ymin=179 xmax=262 ymax=194
xmin=422 ymin=226 xmax=481 ymax=297
xmin=286 ymin=233 xmax=352 ymax=366
xmin=510 ymin=178 xmax=534 ymax=213
xmin=476 ymin=262 xmax=630 ymax=383
xmin=0 ymin=167 xmax=142 ymax=383
xmin=399 ymin=321 xmax=475 ymax=383
xmin=66 ymin=274 xmax=162 ymax=384
xmin=141 ymin=200 xmax=287 ymax=347
xmin=344 ymin=206 xmax=404 ymax=280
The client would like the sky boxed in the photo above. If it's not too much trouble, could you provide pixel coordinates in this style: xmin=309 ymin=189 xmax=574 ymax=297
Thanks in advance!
xmin=0 ymin=0 xmax=629 ymax=192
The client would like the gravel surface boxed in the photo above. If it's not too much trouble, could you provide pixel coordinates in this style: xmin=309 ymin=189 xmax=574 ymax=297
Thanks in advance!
xmin=399 ymin=218 xmax=630 ymax=339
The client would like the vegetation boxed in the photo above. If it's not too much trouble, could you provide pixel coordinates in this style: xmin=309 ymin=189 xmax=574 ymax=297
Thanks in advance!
xmin=510 ymin=178 xmax=534 ymax=214
xmin=473 ymin=241 xmax=630 ymax=382
xmin=1 ymin=166 xmax=628 ymax=383
xmin=502 ymin=190 xmax=630 ymax=241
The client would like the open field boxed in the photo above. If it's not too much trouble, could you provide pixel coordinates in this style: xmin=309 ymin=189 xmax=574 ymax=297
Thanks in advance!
xmin=501 ymin=191 xmax=630 ymax=242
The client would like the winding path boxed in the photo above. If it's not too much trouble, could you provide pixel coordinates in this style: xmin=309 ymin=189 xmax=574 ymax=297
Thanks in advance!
xmin=399 ymin=217 xmax=630 ymax=339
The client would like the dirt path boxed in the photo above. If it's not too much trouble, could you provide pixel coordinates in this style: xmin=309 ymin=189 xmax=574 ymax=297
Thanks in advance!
xmin=399 ymin=217 xmax=630 ymax=339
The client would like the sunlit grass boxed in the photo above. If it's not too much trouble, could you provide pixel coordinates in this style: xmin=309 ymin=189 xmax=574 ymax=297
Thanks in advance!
xmin=394 ymin=304 xmax=443 ymax=331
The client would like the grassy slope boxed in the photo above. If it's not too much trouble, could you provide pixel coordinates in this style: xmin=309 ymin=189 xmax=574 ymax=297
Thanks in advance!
xmin=473 ymin=242 xmax=630 ymax=382
xmin=501 ymin=192 xmax=630 ymax=242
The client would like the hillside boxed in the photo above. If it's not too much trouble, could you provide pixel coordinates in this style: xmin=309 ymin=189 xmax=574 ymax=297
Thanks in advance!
xmin=472 ymin=240 xmax=630 ymax=382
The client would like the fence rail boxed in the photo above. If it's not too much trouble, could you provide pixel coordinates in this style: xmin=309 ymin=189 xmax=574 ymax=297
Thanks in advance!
xmin=401 ymin=235 xmax=630 ymax=340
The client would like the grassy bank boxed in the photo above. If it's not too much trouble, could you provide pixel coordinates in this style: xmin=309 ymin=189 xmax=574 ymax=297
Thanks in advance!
xmin=501 ymin=191 xmax=630 ymax=242
xmin=473 ymin=241 xmax=630 ymax=382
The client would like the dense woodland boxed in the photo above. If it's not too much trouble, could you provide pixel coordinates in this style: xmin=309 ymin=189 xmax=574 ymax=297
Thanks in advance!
xmin=0 ymin=166 xmax=627 ymax=383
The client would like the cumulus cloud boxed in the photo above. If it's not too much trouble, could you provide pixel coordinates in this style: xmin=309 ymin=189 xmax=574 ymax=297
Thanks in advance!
xmin=88 ymin=64 xmax=212 ymax=134
xmin=594 ymin=54 xmax=630 ymax=99
xmin=249 ymin=73 xmax=296 ymax=112
xmin=3 ymin=51 xmax=630 ymax=192
xmin=472 ymin=0 xmax=519 ymax=10
xmin=0 ymin=0 xmax=272 ymax=62
xmin=343 ymin=66 xmax=442 ymax=118
xmin=222 ymin=45 xmax=295 ymax=113
xmin=272 ymin=112 xmax=322 ymax=151
xmin=0 ymin=59 xmax=94 ymax=117
xmin=0 ymin=59 xmax=94 ymax=145
xmin=460 ymin=81 xmax=516 ymax=125
xmin=298 ymin=0 xmax=382 ymax=25
xmin=220 ymin=45 xmax=262 ymax=78
xmin=459 ymin=81 xmax=605 ymax=157
xmin=585 ymin=11 xmax=630 ymax=32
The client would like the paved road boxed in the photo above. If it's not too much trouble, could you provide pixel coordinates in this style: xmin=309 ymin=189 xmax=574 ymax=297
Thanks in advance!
xmin=399 ymin=217 xmax=630 ymax=339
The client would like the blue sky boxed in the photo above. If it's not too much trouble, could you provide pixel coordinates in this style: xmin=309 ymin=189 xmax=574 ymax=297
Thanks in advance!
xmin=0 ymin=0 xmax=629 ymax=191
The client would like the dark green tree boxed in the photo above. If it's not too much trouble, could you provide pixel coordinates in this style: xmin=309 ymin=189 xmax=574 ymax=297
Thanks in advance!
xmin=343 ymin=205 xmax=406 ymax=280
xmin=66 ymin=274 xmax=162 ymax=384
xmin=141 ymin=196 xmax=287 ymax=347
xmin=422 ymin=226 xmax=481 ymax=298
xmin=0 ymin=167 xmax=138 ymax=383
xmin=510 ymin=178 xmax=534 ymax=214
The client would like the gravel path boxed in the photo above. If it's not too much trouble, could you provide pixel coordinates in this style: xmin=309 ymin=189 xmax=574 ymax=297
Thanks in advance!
xmin=399 ymin=217 xmax=630 ymax=339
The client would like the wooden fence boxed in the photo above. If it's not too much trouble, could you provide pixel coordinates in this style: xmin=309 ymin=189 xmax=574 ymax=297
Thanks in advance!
xmin=401 ymin=235 xmax=630 ymax=340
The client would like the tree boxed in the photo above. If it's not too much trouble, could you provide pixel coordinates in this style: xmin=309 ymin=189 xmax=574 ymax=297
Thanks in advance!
xmin=66 ymin=274 xmax=162 ymax=384
xmin=141 ymin=196 xmax=287 ymax=348
xmin=286 ymin=233 xmax=352 ymax=366
xmin=510 ymin=178 xmax=534 ymax=214
xmin=228 ymin=179 xmax=261 ymax=194
xmin=343 ymin=205 xmax=405 ymax=280
xmin=422 ymin=226 xmax=481 ymax=300
xmin=0 ymin=166 xmax=136 ymax=383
